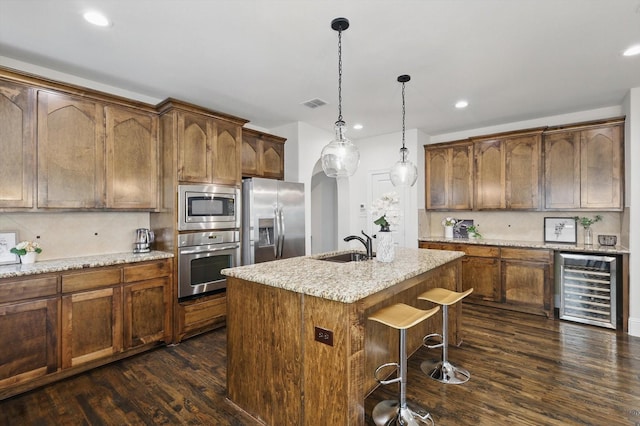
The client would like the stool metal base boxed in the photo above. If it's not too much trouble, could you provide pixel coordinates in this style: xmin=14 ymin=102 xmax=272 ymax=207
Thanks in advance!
xmin=372 ymin=400 xmax=435 ymax=426
xmin=420 ymin=359 xmax=470 ymax=385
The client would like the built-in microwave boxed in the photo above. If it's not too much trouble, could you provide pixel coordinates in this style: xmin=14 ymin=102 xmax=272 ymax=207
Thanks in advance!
xmin=178 ymin=184 xmax=241 ymax=231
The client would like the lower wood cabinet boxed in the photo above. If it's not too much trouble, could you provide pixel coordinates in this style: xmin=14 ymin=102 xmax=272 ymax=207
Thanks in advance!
xmin=0 ymin=258 xmax=172 ymax=400
xmin=175 ymin=291 xmax=226 ymax=342
xmin=420 ymin=242 xmax=553 ymax=316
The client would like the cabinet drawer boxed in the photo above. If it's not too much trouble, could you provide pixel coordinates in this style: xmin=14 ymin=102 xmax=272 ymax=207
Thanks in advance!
xmin=462 ymin=245 xmax=500 ymax=258
xmin=123 ymin=260 xmax=171 ymax=283
xmin=62 ymin=269 xmax=121 ymax=293
xmin=0 ymin=276 xmax=58 ymax=304
xmin=420 ymin=242 xmax=458 ymax=251
xmin=501 ymin=248 xmax=552 ymax=263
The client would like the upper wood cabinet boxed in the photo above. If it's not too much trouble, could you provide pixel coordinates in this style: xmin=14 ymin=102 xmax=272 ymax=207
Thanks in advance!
xmin=37 ymin=90 xmax=105 ymax=209
xmin=105 ymin=105 xmax=158 ymax=209
xmin=474 ymin=130 xmax=542 ymax=210
xmin=425 ymin=141 xmax=473 ymax=210
xmin=242 ymin=128 xmax=286 ymax=180
xmin=158 ymin=99 xmax=248 ymax=186
xmin=0 ymin=79 xmax=35 ymax=208
xmin=544 ymin=119 xmax=624 ymax=211
xmin=37 ymin=90 xmax=159 ymax=210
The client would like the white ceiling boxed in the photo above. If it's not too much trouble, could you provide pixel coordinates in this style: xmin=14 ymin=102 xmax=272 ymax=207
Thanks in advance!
xmin=1 ymin=0 xmax=640 ymax=139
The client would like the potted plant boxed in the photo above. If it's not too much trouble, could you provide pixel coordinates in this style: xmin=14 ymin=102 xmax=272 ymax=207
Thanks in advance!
xmin=371 ymin=192 xmax=400 ymax=262
xmin=573 ymin=215 xmax=602 ymax=246
xmin=441 ymin=217 xmax=458 ymax=239
xmin=466 ymin=224 xmax=482 ymax=239
xmin=10 ymin=240 xmax=42 ymax=264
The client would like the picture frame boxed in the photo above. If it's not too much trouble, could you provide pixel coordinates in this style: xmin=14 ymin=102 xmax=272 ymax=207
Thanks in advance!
xmin=0 ymin=231 xmax=19 ymax=265
xmin=544 ymin=217 xmax=577 ymax=244
xmin=454 ymin=219 xmax=474 ymax=239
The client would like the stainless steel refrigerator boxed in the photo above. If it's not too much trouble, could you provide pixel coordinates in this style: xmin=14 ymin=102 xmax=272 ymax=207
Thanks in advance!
xmin=242 ymin=177 xmax=305 ymax=264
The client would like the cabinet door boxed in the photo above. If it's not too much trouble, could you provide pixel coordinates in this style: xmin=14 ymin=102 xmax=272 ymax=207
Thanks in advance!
xmin=450 ymin=144 xmax=473 ymax=209
xmin=544 ymin=131 xmax=581 ymax=209
xmin=0 ymin=297 xmax=58 ymax=388
xmin=462 ymin=257 xmax=500 ymax=302
xmin=61 ymin=287 xmax=123 ymax=368
xmin=580 ymin=125 xmax=623 ymax=210
xmin=105 ymin=105 xmax=158 ymax=209
xmin=37 ymin=91 xmax=104 ymax=208
xmin=0 ymin=79 xmax=35 ymax=208
xmin=212 ymin=119 xmax=242 ymax=185
xmin=178 ymin=111 xmax=212 ymax=183
xmin=502 ymin=260 xmax=550 ymax=314
xmin=425 ymin=146 xmax=449 ymax=210
xmin=261 ymin=137 xmax=285 ymax=180
xmin=505 ymin=134 xmax=540 ymax=209
xmin=241 ymin=132 xmax=260 ymax=177
xmin=123 ymin=277 xmax=171 ymax=349
xmin=474 ymin=139 xmax=505 ymax=209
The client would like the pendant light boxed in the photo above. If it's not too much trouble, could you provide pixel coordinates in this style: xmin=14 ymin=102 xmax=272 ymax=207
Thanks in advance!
xmin=390 ymin=74 xmax=418 ymax=187
xmin=321 ymin=17 xmax=360 ymax=178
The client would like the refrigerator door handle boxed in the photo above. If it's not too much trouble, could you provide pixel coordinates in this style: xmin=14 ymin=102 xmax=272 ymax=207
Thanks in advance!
xmin=278 ymin=208 xmax=285 ymax=258
xmin=273 ymin=208 xmax=279 ymax=258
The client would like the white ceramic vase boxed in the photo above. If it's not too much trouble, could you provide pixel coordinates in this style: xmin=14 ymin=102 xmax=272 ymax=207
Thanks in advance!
xmin=376 ymin=231 xmax=395 ymax=263
xmin=444 ymin=226 xmax=454 ymax=239
xmin=20 ymin=252 xmax=37 ymax=264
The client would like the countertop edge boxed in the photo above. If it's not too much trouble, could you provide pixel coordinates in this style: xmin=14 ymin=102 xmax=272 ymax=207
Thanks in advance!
xmin=418 ymin=237 xmax=629 ymax=254
xmin=0 ymin=251 xmax=174 ymax=279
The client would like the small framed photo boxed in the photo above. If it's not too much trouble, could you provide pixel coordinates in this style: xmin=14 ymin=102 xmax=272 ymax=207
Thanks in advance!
xmin=544 ymin=217 xmax=577 ymax=244
xmin=0 ymin=232 xmax=19 ymax=265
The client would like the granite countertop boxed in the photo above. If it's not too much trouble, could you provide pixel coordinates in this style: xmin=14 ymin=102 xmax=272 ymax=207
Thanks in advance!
xmin=221 ymin=247 xmax=464 ymax=304
xmin=0 ymin=251 xmax=174 ymax=279
xmin=418 ymin=237 xmax=630 ymax=254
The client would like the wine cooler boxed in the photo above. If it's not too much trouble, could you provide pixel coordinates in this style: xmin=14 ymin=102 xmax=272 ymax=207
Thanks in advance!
xmin=556 ymin=252 xmax=619 ymax=329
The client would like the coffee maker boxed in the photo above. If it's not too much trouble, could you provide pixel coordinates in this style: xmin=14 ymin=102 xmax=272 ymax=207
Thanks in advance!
xmin=133 ymin=228 xmax=154 ymax=253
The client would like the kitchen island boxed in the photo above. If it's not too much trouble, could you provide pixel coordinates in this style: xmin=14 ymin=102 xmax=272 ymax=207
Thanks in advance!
xmin=222 ymin=247 xmax=464 ymax=425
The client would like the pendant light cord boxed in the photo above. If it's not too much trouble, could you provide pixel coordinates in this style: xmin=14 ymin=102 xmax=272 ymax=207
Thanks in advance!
xmin=401 ymin=80 xmax=406 ymax=149
xmin=337 ymin=28 xmax=343 ymax=124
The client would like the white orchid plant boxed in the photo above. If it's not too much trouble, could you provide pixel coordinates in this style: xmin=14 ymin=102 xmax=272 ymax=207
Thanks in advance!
xmin=371 ymin=192 xmax=400 ymax=230
xmin=441 ymin=217 xmax=459 ymax=227
xmin=10 ymin=241 xmax=42 ymax=256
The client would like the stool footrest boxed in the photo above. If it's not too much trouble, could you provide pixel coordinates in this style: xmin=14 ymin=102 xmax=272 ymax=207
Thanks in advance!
xmin=423 ymin=333 xmax=443 ymax=350
xmin=374 ymin=362 xmax=400 ymax=385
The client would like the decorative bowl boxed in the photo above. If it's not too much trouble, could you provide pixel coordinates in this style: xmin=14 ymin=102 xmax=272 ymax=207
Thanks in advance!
xmin=597 ymin=235 xmax=617 ymax=246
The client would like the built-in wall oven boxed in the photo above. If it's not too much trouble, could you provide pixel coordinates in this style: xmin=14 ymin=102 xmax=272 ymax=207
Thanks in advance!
xmin=178 ymin=230 xmax=240 ymax=300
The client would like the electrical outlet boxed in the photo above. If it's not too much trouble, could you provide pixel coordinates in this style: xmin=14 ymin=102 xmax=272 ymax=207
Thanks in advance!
xmin=314 ymin=326 xmax=334 ymax=346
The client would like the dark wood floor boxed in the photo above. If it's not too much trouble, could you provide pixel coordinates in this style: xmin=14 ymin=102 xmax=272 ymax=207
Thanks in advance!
xmin=2 ymin=304 xmax=640 ymax=425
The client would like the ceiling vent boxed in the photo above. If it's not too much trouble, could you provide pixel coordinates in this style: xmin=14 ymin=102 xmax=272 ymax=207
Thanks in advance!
xmin=302 ymin=98 xmax=328 ymax=109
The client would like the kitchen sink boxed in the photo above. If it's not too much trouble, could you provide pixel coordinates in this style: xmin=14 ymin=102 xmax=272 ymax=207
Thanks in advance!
xmin=317 ymin=252 xmax=370 ymax=263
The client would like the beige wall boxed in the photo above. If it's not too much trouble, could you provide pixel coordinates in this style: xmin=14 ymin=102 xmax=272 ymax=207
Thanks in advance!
xmin=419 ymin=210 xmax=622 ymax=245
xmin=0 ymin=212 xmax=150 ymax=261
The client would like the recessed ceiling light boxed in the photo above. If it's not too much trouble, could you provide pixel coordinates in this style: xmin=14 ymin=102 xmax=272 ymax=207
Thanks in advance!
xmin=83 ymin=11 xmax=111 ymax=27
xmin=623 ymin=44 xmax=640 ymax=56
xmin=455 ymin=100 xmax=469 ymax=109
xmin=353 ymin=123 xmax=363 ymax=130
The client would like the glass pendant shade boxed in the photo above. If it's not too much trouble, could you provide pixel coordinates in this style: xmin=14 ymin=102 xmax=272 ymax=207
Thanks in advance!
xmin=321 ymin=120 xmax=360 ymax=177
xmin=390 ymin=146 xmax=418 ymax=186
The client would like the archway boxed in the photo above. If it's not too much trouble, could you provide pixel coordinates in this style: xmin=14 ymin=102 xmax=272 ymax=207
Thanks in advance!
xmin=310 ymin=160 xmax=338 ymax=254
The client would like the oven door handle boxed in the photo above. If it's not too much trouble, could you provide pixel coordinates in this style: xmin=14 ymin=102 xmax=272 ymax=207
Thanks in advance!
xmin=179 ymin=244 xmax=240 ymax=255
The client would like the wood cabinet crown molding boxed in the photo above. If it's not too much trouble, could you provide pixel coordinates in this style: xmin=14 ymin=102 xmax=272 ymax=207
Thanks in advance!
xmin=155 ymin=98 xmax=249 ymax=126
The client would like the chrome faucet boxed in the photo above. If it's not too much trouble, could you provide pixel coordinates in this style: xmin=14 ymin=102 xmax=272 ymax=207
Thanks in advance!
xmin=344 ymin=230 xmax=374 ymax=259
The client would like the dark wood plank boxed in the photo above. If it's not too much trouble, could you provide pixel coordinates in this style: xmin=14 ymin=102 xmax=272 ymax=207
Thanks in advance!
xmin=1 ymin=304 xmax=639 ymax=425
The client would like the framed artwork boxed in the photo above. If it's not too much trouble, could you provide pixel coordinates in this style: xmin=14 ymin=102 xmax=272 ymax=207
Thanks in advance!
xmin=454 ymin=219 xmax=474 ymax=239
xmin=544 ymin=217 xmax=577 ymax=244
xmin=0 ymin=232 xmax=19 ymax=265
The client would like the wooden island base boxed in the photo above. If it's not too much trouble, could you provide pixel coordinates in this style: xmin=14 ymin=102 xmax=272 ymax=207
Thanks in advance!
xmin=226 ymin=256 xmax=462 ymax=425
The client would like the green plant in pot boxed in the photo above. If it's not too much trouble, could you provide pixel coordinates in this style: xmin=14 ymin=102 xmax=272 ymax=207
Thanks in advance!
xmin=466 ymin=224 xmax=482 ymax=239
xmin=573 ymin=215 xmax=602 ymax=245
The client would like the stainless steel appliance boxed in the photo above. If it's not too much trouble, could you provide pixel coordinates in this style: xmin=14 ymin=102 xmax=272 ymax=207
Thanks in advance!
xmin=133 ymin=228 xmax=154 ymax=253
xmin=178 ymin=184 xmax=240 ymax=231
xmin=556 ymin=252 xmax=620 ymax=329
xmin=242 ymin=177 xmax=305 ymax=264
xmin=178 ymin=230 xmax=240 ymax=299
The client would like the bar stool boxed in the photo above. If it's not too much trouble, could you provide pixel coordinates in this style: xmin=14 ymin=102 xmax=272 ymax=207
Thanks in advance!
xmin=418 ymin=288 xmax=473 ymax=385
xmin=368 ymin=303 xmax=440 ymax=426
